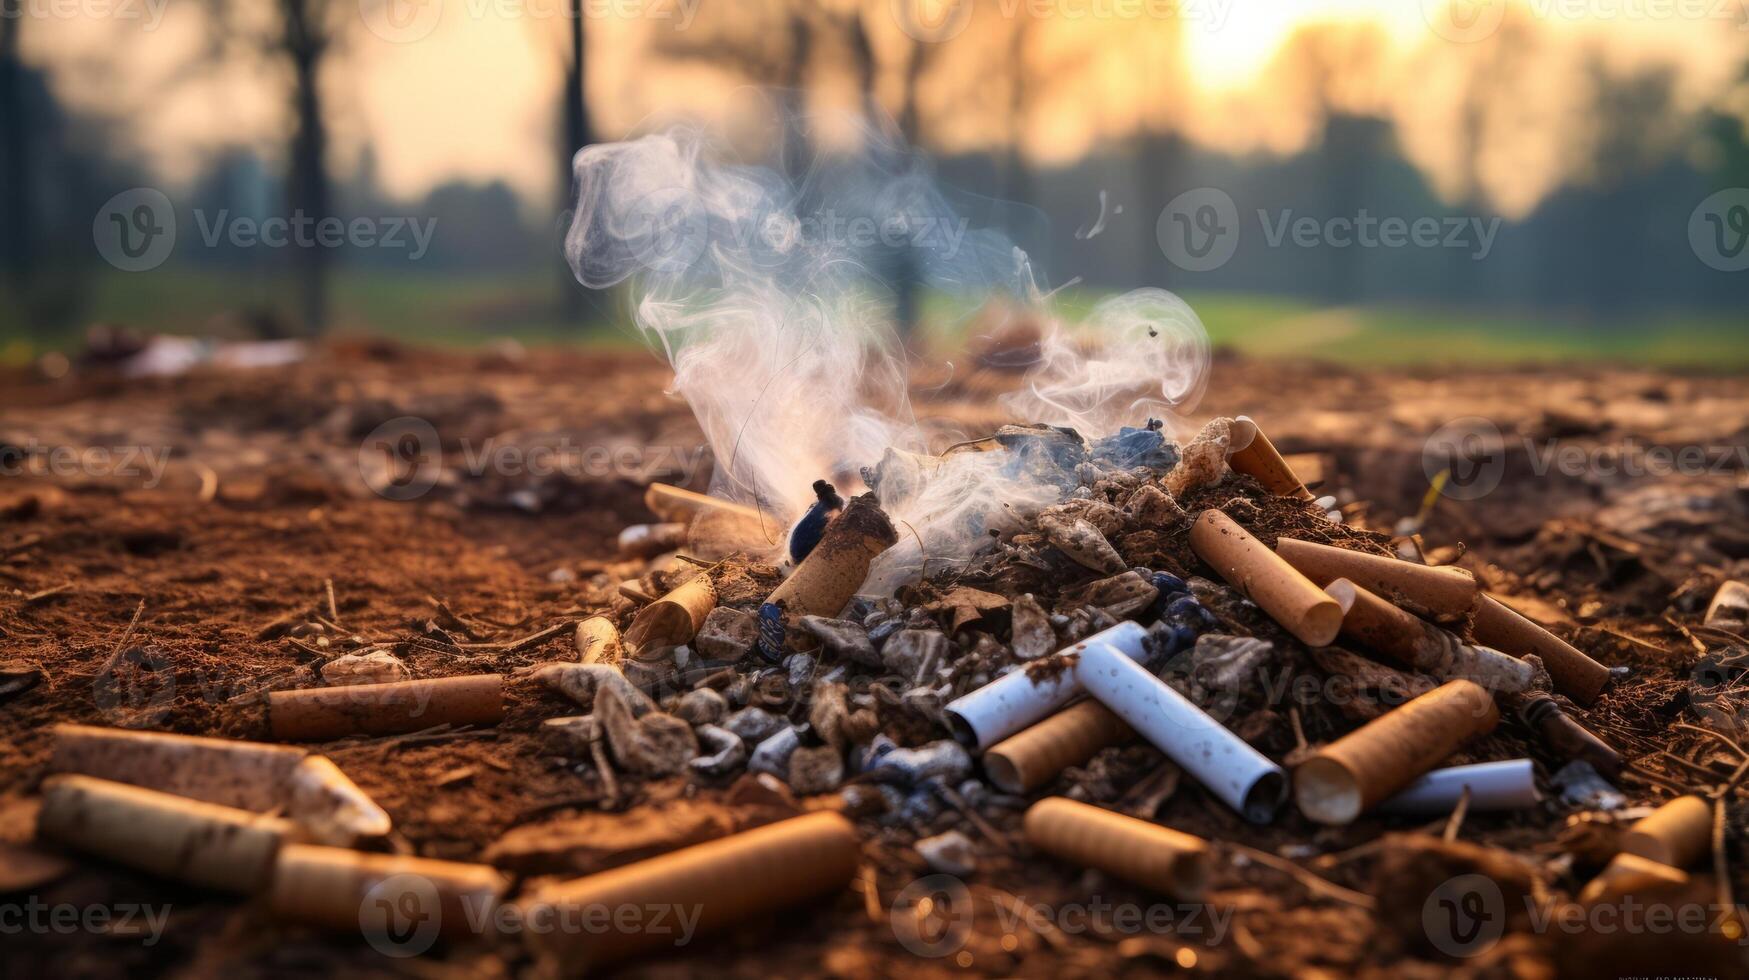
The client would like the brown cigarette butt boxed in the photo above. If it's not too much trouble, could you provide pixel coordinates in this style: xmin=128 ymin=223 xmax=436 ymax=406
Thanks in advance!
xmin=1023 ymin=797 xmax=1210 ymax=900
xmin=1516 ymin=693 xmax=1621 ymax=776
xmin=575 ymin=616 xmax=624 ymax=665
xmin=1472 ymin=595 xmax=1610 ymax=705
xmin=1276 ymin=537 xmax=1480 ymax=619
xmin=269 ymin=674 xmax=505 ymax=740
xmin=1190 ymin=510 xmax=1343 ymax=646
xmin=1578 ymin=852 xmax=1690 ymax=905
xmin=270 ymin=843 xmax=509 ymax=937
xmin=50 ymin=723 xmax=305 ymax=813
xmin=1293 ymin=679 xmax=1499 ymax=825
xmin=764 ymin=493 xmax=897 ymax=622
xmin=519 ymin=811 xmax=859 ymax=973
xmin=624 ymin=574 xmax=716 ymax=651
xmin=644 ymin=483 xmax=764 ymax=524
xmin=38 ymin=774 xmax=298 ymax=893
xmin=1227 ymin=416 xmax=1314 ymax=500
xmin=984 ymin=700 xmax=1134 ymax=794
xmin=1619 ymin=795 xmax=1712 ymax=869
xmin=1326 ymin=581 xmax=1535 ymax=693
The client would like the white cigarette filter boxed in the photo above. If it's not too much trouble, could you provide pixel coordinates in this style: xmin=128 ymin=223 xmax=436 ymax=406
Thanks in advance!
xmin=944 ymin=621 xmax=1148 ymax=750
xmin=1075 ymin=641 xmax=1288 ymax=823
xmin=1376 ymin=759 xmax=1542 ymax=816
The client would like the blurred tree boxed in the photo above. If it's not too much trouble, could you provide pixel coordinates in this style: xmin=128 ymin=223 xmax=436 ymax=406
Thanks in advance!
xmin=0 ymin=3 xmax=27 ymax=288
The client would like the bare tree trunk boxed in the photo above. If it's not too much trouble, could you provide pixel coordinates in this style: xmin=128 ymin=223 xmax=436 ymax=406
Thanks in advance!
xmin=283 ymin=0 xmax=329 ymax=335
xmin=560 ymin=0 xmax=593 ymax=322
xmin=0 ymin=8 xmax=29 ymax=285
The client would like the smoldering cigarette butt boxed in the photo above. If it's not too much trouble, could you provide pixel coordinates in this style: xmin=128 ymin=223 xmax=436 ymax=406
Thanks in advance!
xmin=1227 ymin=416 xmax=1314 ymax=501
xmin=1276 ymin=537 xmax=1480 ymax=619
xmin=1023 ymin=797 xmax=1210 ymax=901
xmin=270 ymin=844 xmax=508 ymax=936
xmin=944 ymin=622 xmax=1148 ymax=749
xmin=49 ymin=724 xmax=390 ymax=845
xmin=519 ymin=811 xmax=859 ymax=973
xmin=762 ymin=493 xmax=896 ymax=632
xmin=1472 ymin=595 xmax=1610 ymax=705
xmin=1190 ymin=510 xmax=1343 ymax=647
xmin=38 ymin=774 xmax=299 ymax=893
xmin=643 ymin=483 xmax=764 ymax=524
xmin=1376 ymin=759 xmax=1541 ymax=815
xmin=983 ymin=699 xmax=1133 ymax=794
xmin=1619 ymin=795 xmax=1712 ymax=869
xmin=624 ymin=574 xmax=716 ymax=651
xmin=1578 ymin=852 xmax=1690 ymax=905
xmin=575 ymin=616 xmax=624 ymax=665
xmin=1293 ymin=679 xmax=1500 ymax=825
xmin=269 ymin=674 xmax=505 ymax=740
xmin=1077 ymin=641 xmax=1288 ymax=823
xmin=1326 ymin=581 xmax=1536 ymax=694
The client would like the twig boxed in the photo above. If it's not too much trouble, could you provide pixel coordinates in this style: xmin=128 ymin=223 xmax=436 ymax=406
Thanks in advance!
xmin=456 ymin=621 xmax=575 ymax=654
xmin=96 ymin=599 xmax=147 ymax=678
xmin=858 ymin=865 xmax=884 ymax=923
xmin=324 ymin=578 xmax=340 ymax=624
xmin=22 ymin=583 xmax=72 ymax=604
xmin=1444 ymin=785 xmax=1472 ymax=842
xmin=936 ymin=784 xmax=1009 ymax=852
xmin=1227 ymin=843 xmax=1376 ymax=910
xmin=1289 ymin=707 xmax=1309 ymax=755
xmin=1663 ymin=615 xmax=1710 ymax=657
xmin=1712 ymin=797 xmax=1734 ymax=914
xmin=590 ymin=737 xmax=620 ymax=808
xmin=1674 ymin=723 xmax=1748 ymax=759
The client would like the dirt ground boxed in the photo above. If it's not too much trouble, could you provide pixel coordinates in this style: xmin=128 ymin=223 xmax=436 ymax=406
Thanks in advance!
xmin=2 ymin=342 xmax=1747 ymax=978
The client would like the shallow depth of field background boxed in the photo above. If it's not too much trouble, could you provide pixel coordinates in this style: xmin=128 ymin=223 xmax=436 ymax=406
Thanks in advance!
xmin=3 ymin=0 xmax=1747 ymax=365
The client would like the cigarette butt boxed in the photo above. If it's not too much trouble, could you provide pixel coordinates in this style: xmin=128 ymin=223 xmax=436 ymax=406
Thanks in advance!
xmin=624 ymin=574 xmax=716 ymax=651
xmin=270 ymin=844 xmax=508 ymax=936
xmin=1293 ymin=679 xmax=1500 ymax=825
xmin=575 ymin=616 xmax=624 ymax=665
xmin=269 ymin=674 xmax=505 ymax=740
xmin=1519 ymin=694 xmax=1622 ymax=776
xmin=1706 ymin=580 xmax=1749 ymax=624
xmin=643 ymin=483 xmax=764 ymax=524
xmin=38 ymin=774 xmax=298 ymax=893
xmin=1326 ymin=581 xmax=1535 ymax=694
xmin=1276 ymin=537 xmax=1480 ymax=619
xmin=1190 ymin=510 xmax=1343 ymax=647
xmin=1023 ymin=797 xmax=1210 ymax=901
xmin=1472 ymin=595 xmax=1610 ymax=705
xmin=764 ymin=493 xmax=897 ymax=623
xmin=984 ymin=700 xmax=1134 ymax=794
xmin=286 ymin=756 xmax=393 ymax=845
xmin=1578 ymin=852 xmax=1689 ymax=905
xmin=618 ymin=522 xmax=687 ymax=558
xmin=519 ymin=811 xmax=859 ymax=973
xmin=1227 ymin=416 xmax=1314 ymax=500
xmin=1619 ymin=795 xmax=1712 ymax=869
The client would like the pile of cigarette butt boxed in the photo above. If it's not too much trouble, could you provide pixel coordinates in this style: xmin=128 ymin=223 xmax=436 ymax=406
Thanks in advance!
xmin=25 ymin=414 xmax=1749 ymax=974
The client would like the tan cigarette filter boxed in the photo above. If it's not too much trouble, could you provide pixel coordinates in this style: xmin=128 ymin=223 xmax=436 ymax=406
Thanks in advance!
xmin=984 ymin=700 xmax=1134 ymax=794
xmin=1325 ymin=579 xmax=1435 ymax=667
xmin=1706 ymin=580 xmax=1749 ymax=624
xmin=520 ymin=811 xmax=859 ymax=973
xmin=50 ymin=723 xmax=305 ymax=813
xmin=38 ymin=774 xmax=299 ymax=893
xmin=1023 ymin=797 xmax=1210 ymax=901
xmin=1472 ymin=595 xmax=1610 ymax=705
xmin=575 ymin=616 xmax=624 ymax=665
xmin=644 ymin=483 xmax=765 ymax=524
xmin=1619 ymin=795 xmax=1712 ymax=869
xmin=270 ymin=844 xmax=509 ymax=937
xmin=1227 ymin=417 xmax=1314 ymax=500
xmin=1578 ymin=852 xmax=1690 ymax=905
xmin=270 ymin=673 xmax=505 ymax=740
xmin=1276 ymin=537 xmax=1480 ymax=619
xmin=764 ymin=494 xmax=897 ymax=622
xmin=286 ymin=756 xmax=393 ymax=844
xmin=624 ymin=575 xmax=717 ymax=651
xmin=1190 ymin=510 xmax=1343 ymax=647
xmin=1293 ymin=679 xmax=1500 ymax=825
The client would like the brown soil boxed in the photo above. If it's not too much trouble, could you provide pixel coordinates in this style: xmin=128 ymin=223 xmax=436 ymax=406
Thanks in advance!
xmin=2 ymin=343 xmax=1747 ymax=978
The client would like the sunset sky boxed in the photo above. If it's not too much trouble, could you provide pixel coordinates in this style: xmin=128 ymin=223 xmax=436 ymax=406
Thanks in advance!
xmin=22 ymin=0 xmax=1748 ymax=218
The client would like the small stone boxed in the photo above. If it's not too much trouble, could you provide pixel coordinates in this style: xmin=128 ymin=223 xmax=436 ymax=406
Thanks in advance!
xmin=1010 ymin=594 xmax=1057 ymax=660
xmin=674 ymin=688 xmax=727 ymax=726
xmin=722 ymin=706 xmax=784 ymax=746
xmin=530 ymin=662 xmax=656 ymax=715
xmin=800 ymin=616 xmax=880 ymax=667
xmin=320 ymin=649 xmax=410 ymax=687
xmin=1164 ymin=417 xmax=1231 ymax=496
xmin=787 ymin=744 xmax=845 ymax=795
xmin=690 ymin=725 xmax=746 ymax=777
xmin=748 ymin=726 xmax=801 ymax=778
xmin=695 ymin=606 xmax=757 ymax=662
xmin=596 ymin=684 xmax=697 ymax=777
xmin=882 ymin=628 xmax=949 ymax=679
xmin=916 ymin=830 xmax=977 ymax=876
xmin=1038 ymin=514 xmax=1126 ymax=573
xmin=866 ymin=740 xmax=971 ymax=787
